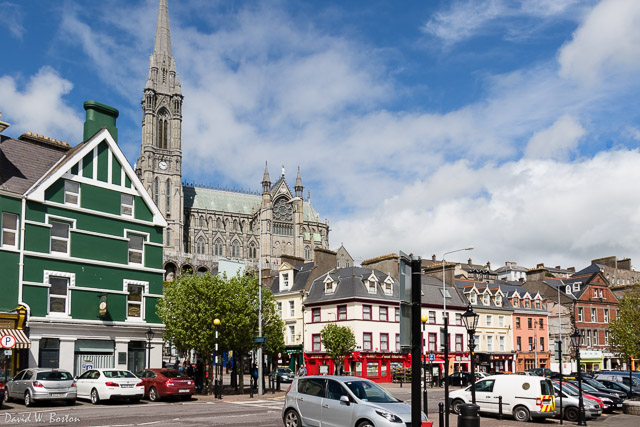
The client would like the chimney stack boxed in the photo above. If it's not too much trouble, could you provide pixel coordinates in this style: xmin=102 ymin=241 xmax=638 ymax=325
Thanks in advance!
xmin=83 ymin=101 xmax=119 ymax=143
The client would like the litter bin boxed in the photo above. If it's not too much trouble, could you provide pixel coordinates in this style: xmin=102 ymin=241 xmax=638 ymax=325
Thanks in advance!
xmin=457 ymin=403 xmax=480 ymax=427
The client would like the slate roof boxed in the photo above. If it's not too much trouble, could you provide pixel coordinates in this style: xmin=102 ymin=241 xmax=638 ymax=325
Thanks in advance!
xmin=420 ymin=275 xmax=468 ymax=309
xmin=306 ymin=267 xmax=399 ymax=304
xmin=0 ymin=135 xmax=70 ymax=195
xmin=455 ymin=278 xmax=515 ymax=312
xmin=270 ymin=262 xmax=315 ymax=295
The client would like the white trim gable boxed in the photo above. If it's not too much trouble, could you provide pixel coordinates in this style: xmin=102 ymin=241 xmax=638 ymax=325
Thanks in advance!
xmin=25 ymin=128 xmax=167 ymax=227
xmin=323 ymin=274 xmax=336 ymax=295
xmin=383 ymin=274 xmax=394 ymax=296
xmin=366 ymin=271 xmax=378 ymax=294
xmin=279 ymin=262 xmax=294 ymax=293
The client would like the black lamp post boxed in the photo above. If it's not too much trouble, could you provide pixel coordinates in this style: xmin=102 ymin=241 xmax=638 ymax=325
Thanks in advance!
xmin=421 ymin=313 xmax=429 ymax=416
xmin=462 ymin=304 xmax=479 ymax=405
xmin=570 ymin=329 xmax=586 ymax=426
xmin=213 ymin=318 xmax=221 ymax=399
xmin=145 ymin=328 xmax=155 ymax=369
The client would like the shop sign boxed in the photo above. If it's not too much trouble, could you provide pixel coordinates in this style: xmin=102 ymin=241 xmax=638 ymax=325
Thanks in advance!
xmin=580 ymin=350 xmax=602 ymax=359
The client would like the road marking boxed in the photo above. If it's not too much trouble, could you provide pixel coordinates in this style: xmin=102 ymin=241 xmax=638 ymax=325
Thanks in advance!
xmin=230 ymin=400 xmax=284 ymax=410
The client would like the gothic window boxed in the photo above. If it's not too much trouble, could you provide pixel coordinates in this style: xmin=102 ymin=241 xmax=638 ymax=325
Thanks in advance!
xmin=157 ymin=108 xmax=170 ymax=149
xmin=305 ymin=246 xmax=311 ymax=260
xmin=214 ymin=239 xmax=223 ymax=256
xmin=196 ymin=237 xmax=205 ymax=255
xmin=216 ymin=218 xmax=221 ymax=229
xmin=162 ymin=67 xmax=167 ymax=83
xmin=273 ymin=198 xmax=293 ymax=221
xmin=232 ymin=241 xmax=240 ymax=258
xmin=233 ymin=219 xmax=238 ymax=231
xmin=165 ymin=179 xmax=171 ymax=212
xmin=199 ymin=216 xmax=204 ymax=228
xmin=249 ymin=243 xmax=257 ymax=259
xmin=154 ymin=177 xmax=159 ymax=206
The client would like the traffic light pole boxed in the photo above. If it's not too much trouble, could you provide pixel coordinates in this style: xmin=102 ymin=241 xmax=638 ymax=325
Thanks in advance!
xmin=411 ymin=257 xmax=423 ymax=427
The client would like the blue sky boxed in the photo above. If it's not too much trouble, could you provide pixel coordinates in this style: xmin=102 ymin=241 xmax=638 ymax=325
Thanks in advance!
xmin=2 ymin=0 xmax=640 ymax=270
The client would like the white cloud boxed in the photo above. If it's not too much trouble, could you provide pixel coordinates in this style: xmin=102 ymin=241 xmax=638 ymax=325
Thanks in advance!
xmin=332 ymin=150 xmax=640 ymax=269
xmin=0 ymin=67 xmax=83 ymax=143
xmin=0 ymin=2 xmax=25 ymax=39
xmin=524 ymin=115 xmax=585 ymax=160
xmin=558 ymin=0 xmax=640 ymax=86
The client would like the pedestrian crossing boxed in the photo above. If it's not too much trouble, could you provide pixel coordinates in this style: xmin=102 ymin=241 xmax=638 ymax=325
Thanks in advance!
xmin=229 ymin=399 xmax=285 ymax=410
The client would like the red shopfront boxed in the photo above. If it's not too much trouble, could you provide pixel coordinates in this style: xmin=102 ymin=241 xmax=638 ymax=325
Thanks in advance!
xmin=304 ymin=351 xmax=410 ymax=383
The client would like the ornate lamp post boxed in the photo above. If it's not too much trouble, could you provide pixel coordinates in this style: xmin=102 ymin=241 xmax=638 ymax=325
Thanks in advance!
xmin=442 ymin=246 xmax=473 ymax=427
xmin=213 ymin=318 xmax=221 ymax=399
xmin=570 ymin=329 xmax=587 ymax=426
xmin=462 ymin=304 xmax=479 ymax=404
xmin=421 ymin=313 xmax=429 ymax=416
xmin=145 ymin=328 xmax=155 ymax=369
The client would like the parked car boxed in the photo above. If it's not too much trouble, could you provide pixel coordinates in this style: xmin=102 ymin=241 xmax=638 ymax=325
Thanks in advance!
xmin=581 ymin=377 xmax=631 ymax=400
xmin=136 ymin=368 xmax=195 ymax=401
xmin=272 ymin=367 xmax=295 ymax=383
xmin=595 ymin=373 xmax=640 ymax=392
xmin=5 ymin=368 xmax=76 ymax=407
xmin=594 ymin=378 xmax=640 ymax=397
xmin=0 ymin=380 xmax=5 ymax=408
xmin=551 ymin=382 xmax=602 ymax=421
xmin=75 ymin=369 xmax=143 ymax=404
xmin=526 ymin=368 xmax=556 ymax=377
xmin=449 ymin=374 xmax=556 ymax=422
xmin=449 ymin=371 xmax=485 ymax=386
xmin=282 ymin=375 xmax=427 ymax=427
xmin=566 ymin=380 xmax=624 ymax=411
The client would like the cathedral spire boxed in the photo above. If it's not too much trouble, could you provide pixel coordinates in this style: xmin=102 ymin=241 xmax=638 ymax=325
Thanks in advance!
xmin=146 ymin=0 xmax=180 ymax=94
xmin=154 ymin=0 xmax=173 ymax=59
xmin=295 ymin=166 xmax=303 ymax=198
xmin=262 ymin=161 xmax=271 ymax=193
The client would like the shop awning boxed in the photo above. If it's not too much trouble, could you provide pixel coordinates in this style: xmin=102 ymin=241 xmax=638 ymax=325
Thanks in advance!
xmin=0 ymin=328 xmax=31 ymax=349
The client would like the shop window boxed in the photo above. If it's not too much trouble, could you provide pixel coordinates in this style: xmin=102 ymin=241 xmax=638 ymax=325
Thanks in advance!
xmin=1 ymin=212 xmax=18 ymax=248
xmin=367 ymin=362 xmax=379 ymax=377
xmin=121 ymin=194 xmax=134 ymax=217
xmin=39 ymin=338 xmax=60 ymax=368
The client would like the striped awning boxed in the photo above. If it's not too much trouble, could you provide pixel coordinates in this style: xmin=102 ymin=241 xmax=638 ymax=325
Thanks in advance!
xmin=0 ymin=328 xmax=31 ymax=349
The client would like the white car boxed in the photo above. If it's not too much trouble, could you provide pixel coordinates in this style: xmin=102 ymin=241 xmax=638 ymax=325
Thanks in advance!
xmin=75 ymin=369 xmax=144 ymax=404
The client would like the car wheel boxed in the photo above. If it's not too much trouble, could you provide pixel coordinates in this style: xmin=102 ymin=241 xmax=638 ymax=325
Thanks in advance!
xmin=90 ymin=388 xmax=101 ymax=405
xmin=565 ymin=407 xmax=579 ymax=422
xmin=356 ymin=421 xmax=375 ymax=427
xmin=24 ymin=391 xmax=34 ymax=407
xmin=513 ymin=405 xmax=530 ymax=422
xmin=283 ymin=409 xmax=301 ymax=427
xmin=451 ymin=399 xmax=465 ymax=415
xmin=149 ymin=387 xmax=160 ymax=402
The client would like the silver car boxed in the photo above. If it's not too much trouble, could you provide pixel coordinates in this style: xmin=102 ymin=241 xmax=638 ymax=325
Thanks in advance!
xmin=282 ymin=375 xmax=427 ymax=427
xmin=6 ymin=368 xmax=76 ymax=406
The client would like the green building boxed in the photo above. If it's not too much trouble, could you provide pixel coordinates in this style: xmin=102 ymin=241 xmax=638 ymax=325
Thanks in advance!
xmin=0 ymin=103 xmax=166 ymax=376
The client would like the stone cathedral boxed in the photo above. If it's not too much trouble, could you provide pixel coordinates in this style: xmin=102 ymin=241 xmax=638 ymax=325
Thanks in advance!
xmin=135 ymin=0 xmax=330 ymax=280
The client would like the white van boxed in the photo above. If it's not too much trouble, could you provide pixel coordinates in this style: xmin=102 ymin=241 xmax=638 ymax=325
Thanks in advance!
xmin=449 ymin=374 xmax=556 ymax=422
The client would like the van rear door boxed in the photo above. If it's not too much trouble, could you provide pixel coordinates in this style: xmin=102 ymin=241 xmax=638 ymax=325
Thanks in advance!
xmin=538 ymin=379 xmax=556 ymax=414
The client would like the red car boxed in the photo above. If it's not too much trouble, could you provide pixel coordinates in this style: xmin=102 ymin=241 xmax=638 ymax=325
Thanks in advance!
xmin=136 ymin=369 xmax=195 ymax=401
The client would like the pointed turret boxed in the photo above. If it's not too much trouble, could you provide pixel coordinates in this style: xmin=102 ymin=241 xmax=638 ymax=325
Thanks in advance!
xmin=295 ymin=166 xmax=303 ymax=198
xmin=262 ymin=161 xmax=271 ymax=193
xmin=154 ymin=0 xmax=173 ymax=59
xmin=146 ymin=0 xmax=181 ymax=94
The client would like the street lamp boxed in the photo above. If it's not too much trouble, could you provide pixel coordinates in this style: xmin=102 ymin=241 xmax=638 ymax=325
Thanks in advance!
xmin=145 ymin=328 xmax=155 ymax=369
xmin=570 ymin=329 xmax=587 ymax=426
xmin=442 ymin=246 xmax=473 ymax=427
xmin=421 ymin=312 xmax=429 ymax=416
xmin=213 ymin=318 xmax=221 ymax=399
xmin=257 ymin=196 xmax=301 ymax=395
xmin=462 ymin=304 xmax=479 ymax=405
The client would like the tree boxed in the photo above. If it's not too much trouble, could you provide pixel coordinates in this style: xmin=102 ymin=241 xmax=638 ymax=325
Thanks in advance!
xmin=320 ymin=323 xmax=357 ymax=375
xmin=157 ymin=272 xmax=284 ymax=394
xmin=608 ymin=285 xmax=640 ymax=361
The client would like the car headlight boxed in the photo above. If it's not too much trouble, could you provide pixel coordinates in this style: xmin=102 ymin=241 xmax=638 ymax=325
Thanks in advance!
xmin=375 ymin=409 xmax=403 ymax=423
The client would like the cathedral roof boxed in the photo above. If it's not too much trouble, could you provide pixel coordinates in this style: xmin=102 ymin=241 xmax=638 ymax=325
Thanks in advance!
xmin=183 ymin=186 xmax=261 ymax=215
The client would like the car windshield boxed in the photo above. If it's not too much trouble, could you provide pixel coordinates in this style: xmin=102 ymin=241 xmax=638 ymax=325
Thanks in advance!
xmin=278 ymin=368 xmax=292 ymax=374
xmin=344 ymin=380 xmax=399 ymax=403
xmin=163 ymin=370 xmax=189 ymax=378
xmin=103 ymin=370 xmax=136 ymax=378
xmin=36 ymin=371 xmax=73 ymax=381
xmin=585 ymin=378 xmax=606 ymax=389
xmin=579 ymin=382 xmax=598 ymax=393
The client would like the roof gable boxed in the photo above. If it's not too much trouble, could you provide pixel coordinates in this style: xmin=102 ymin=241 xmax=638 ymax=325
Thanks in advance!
xmin=26 ymin=128 xmax=166 ymax=226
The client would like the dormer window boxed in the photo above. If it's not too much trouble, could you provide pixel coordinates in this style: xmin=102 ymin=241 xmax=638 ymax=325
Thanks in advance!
xmin=524 ymin=299 xmax=530 ymax=308
xmin=324 ymin=276 xmax=335 ymax=294
xmin=470 ymin=293 xmax=477 ymax=304
xmin=566 ymin=285 xmax=572 ymax=294
xmin=368 ymin=281 xmax=377 ymax=294
xmin=483 ymin=294 xmax=490 ymax=305
xmin=572 ymin=282 xmax=580 ymax=292
xmin=513 ymin=297 xmax=519 ymax=307
xmin=495 ymin=295 xmax=502 ymax=306
xmin=283 ymin=273 xmax=289 ymax=288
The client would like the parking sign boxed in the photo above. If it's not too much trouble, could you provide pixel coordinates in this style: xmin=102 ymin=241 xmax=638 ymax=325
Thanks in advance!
xmin=1 ymin=334 xmax=17 ymax=349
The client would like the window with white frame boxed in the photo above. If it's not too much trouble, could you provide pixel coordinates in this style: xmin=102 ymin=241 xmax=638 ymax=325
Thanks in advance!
xmin=599 ymin=289 xmax=603 ymax=298
xmin=495 ymin=295 xmax=502 ymax=306
xmin=1 ymin=212 xmax=18 ymax=248
xmin=289 ymin=300 xmax=295 ymax=317
xmin=127 ymin=233 xmax=145 ymax=264
xmin=384 ymin=281 xmax=392 ymax=295
xmin=313 ymin=334 xmax=321 ymax=351
xmin=591 ymin=308 xmax=597 ymax=322
xmin=50 ymin=220 xmax=70 ymax=254
xmin=49 ymin=276 xmax=70 ymax=314
xmin=324 ymin=277 xmax=335 ymax=294
xmin=535 ymin=300 xmax=541 ymax=309
xmin=565 ymin=285 xmax=571 ymax=294
xmin=528 ymin=337 xmax=533 ymax=351
xmin=483 ymin=294 xmax=490 ymax=305
xmin=486 ymin=315 xmax=492 ymax=327
xmin=470 ymin=293 xmax=477 ymax=304
xmin=603 ymin=309 xmax=609 ymax=323
xmin=64 ymin=180 xmax=80 ymax=205
xmin=592 ymin=330 xmax=598 ymax=346
xmin=586 ymin=330 xmax=591 ymax=347
xmin=283 ymin=273 xmax=290 ymax=288
xmin=498 ymin=316 xmax=504 ymax=327
xmin=121 ymin=194 xmax=134 ymax=216
xmin=312 ymin=308 xmax=320 ymax=323
xmin=127 ymin=283 xmax=144 ymax=319
xmin=429 ymin=311 xmax=436 ymax=323
xmin=573 ymin=282 xmax=580 ymax=292
xmin=380 ymin=307 xmax=388 ymax=321
xmin=289 ymin=325 xmax=296 ymax=344
xmin=487 ymin=336 xmax=493 ymax=351
xmin=380 ymin=333 xmax=389 ymax=351
xmin=578 ymin=307 xmax=583 ymax=322
xmin=513 ymin=297 xmax=519 ymax=307
xmin=363 ymin=305 xmax=371 ymax=320
xmin=368 ymin=280 xmax=376 ymax=294
xmin=499 ymin=336 xmax=505 ymax=351
xmin=455 ymin=313 xmax=462 ymax=326
xmin=395 ymin=307 xmax=400 ymax=322
xmin=524 ymin=298 xmax=530 ymax=308
xmin=277 ymin=302 xmax=282 ymax=318
xmin=338 ymin=305 xmax=347 ymax=320
xmin=363 ymin=333 xmax=372 ymax=350
xmin=604 ymin=330 xmax=609 ymax=345
xmin=455 ymin=334 xmax=463 ymax=352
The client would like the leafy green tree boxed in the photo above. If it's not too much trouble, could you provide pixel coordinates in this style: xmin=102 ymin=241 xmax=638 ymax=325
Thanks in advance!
xmin=609 ymin=285 xmax=640 ymax=361
xmin=157 ymin=272 xmax=284 ymax=393
xmin=320 ymin=323 xmax=357 ymax=374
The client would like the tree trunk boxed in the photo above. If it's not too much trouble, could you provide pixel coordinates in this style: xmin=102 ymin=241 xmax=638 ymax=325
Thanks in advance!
xmin=238 ymin=356 xmax=245 ymax=394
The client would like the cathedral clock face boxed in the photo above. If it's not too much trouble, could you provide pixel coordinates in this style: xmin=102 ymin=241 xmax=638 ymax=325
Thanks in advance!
xmin=273 ymin=199 xmax=293 ymax=221
xmin=158 ymin=161 xmax=168 ymax=170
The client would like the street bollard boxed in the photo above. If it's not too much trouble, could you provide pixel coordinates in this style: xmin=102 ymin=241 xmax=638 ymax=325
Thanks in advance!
xmin=250 ymin=378 xmax=254 ymax=399
xmin=400 ymin=375 xmax=403 ymax=388
xmin=277 ymin=375 xmax=281 ymax=391
xmin=457 ymin=403 xmax=480 ymax=427
xmin=498 ymin=396 xmax=503 ymax=420
xmin=271 ymin=376 xmax=275 ymax=394
xmin=424 ymin=387 xmax=429 ymax=416
xmin=439 ymin=402 xmax=445 ymax=427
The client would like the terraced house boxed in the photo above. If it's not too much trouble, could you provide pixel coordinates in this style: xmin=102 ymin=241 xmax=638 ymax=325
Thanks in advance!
xmin=0 ymin=103 xmax=166 ymax=376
